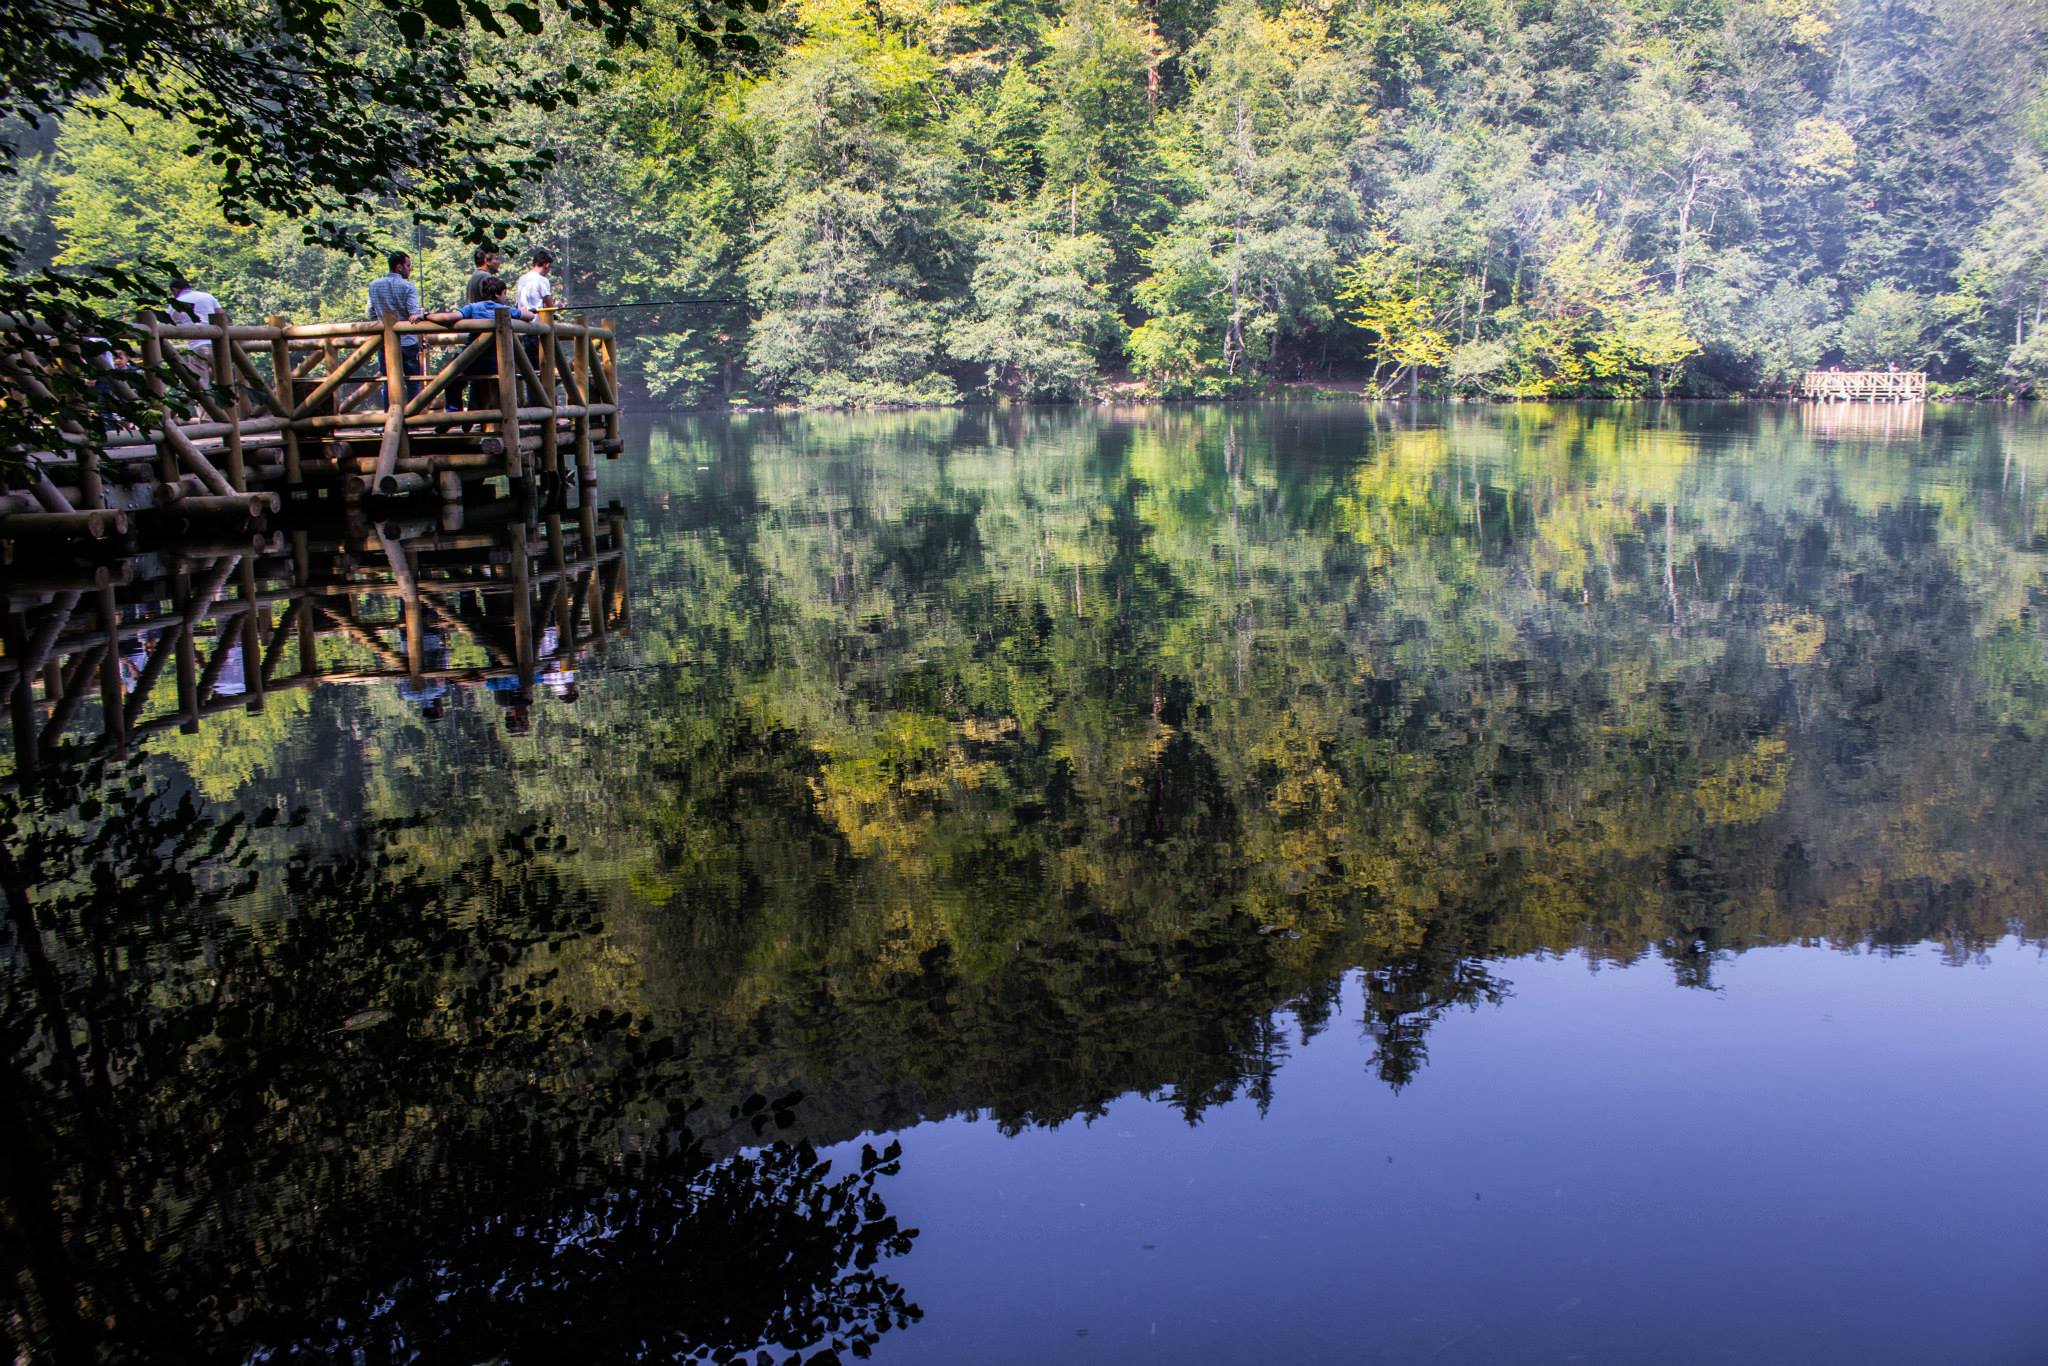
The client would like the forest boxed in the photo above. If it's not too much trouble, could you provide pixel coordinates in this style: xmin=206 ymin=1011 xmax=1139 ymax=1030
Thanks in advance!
xmin=4 ymin=0 xmax=2047 ymax=406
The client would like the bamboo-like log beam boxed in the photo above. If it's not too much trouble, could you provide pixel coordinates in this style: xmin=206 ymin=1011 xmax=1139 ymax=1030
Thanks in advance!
xmin=39 ymin=643 xmax=106 ymax=757
xmin=161 ymin=348 xmax=235 ymax=426
xmin=574 ymin=327 xmax=597 ymax=487
xmin=122 ymin=626 xmax=178 ymax=729
xmin=494 ymin=311 xmax=524 ymax=482
xmin=404 ymin=333 xmax=493 ymax=416
xmin=289 ymin=336 xmax=382 ymax=418
xmin=163 ymin=424 xmax=238 ymax=498
xmin=174 ymin=493 xmax=280 ymax=519
xmin=214 ymin=309 xmax=246 ymax=489
xmin=151 ymin=324 xmax=285 ymax=343
xmin=29 ymin=471 xmax=76 ymax=515
xmin=268 ymin=315 xmax=303 ymax=485
xmin=370 ymin=312 xmax=411 ymax=491
xmin=236 ymin=557 xmax=265 ymax=708
xmin=536 ymin=311 xmax=561 ymax=480
xmin=0 ymin=510 xmax=125 ymax=539
xmin=230 ymin=338 xmax=290 ymax=419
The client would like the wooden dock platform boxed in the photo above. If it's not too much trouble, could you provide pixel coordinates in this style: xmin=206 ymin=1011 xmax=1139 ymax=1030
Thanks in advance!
xmin=0 ymin=501 xmax=629 ymax=777
xmin=1799 ymin=369 xmax=1927 ymax=402
xmin=1 ymin=307 xmax=623 ymax=546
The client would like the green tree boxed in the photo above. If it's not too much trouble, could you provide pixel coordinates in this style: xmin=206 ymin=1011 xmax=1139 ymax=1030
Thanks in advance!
xmin=1337 ymin=224 xmax=1458 ymax=396
xmin=1127 ymin=1 xmax=1359 ymax=393
xmin=1839 ymin=281 xmax=1934 ymax=368
xmin=949 ymin=220 xmax=1117 ymax=398
xmin=1035 ymin=0 xmax=1168 ymax=279
xmin=742 ymin=28 xmax=963 ymax=405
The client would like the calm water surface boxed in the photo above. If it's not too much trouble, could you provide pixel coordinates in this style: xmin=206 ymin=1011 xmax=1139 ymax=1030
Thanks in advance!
xmin=5 ymin=403 xmax=2046 ymax=1363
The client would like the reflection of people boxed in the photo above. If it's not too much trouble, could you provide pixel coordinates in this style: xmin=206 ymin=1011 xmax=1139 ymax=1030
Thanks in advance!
xmin=535 ymin=624 xmax=577 ymax=699
xmin=213 ymin=640 xmax=246 ymax=698
xmin=486 ymin=673 xmax=532 ymax=735
xmin=538 ymin=663 xmax=577 ymax=701
xmin=120 ymin=630 xmax=152 ymax=694
xmin=396 ymin=626 xmax=450 ymax=719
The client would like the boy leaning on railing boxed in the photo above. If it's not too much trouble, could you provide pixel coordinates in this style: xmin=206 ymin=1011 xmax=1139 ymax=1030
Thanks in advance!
xmin=431 ymin=275 xmax=534 ymax=419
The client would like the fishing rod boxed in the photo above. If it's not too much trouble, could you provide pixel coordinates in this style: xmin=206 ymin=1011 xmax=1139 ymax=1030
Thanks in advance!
xmin=567 ymin=298 xmax=744 ymax=310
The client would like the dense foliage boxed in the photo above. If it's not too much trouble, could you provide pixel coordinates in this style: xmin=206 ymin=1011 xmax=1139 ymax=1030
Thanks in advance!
xmin=0 ymin=0 xmax=766 ymax=466
xmin=10 ymin=0 xmax=2048 ymax=404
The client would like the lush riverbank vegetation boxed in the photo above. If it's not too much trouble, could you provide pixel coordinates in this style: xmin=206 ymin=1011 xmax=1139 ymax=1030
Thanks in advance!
xmin=5 ymin=0 xmax=2047 ymax=406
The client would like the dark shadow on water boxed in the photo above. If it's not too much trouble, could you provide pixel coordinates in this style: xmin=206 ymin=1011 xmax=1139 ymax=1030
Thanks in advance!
xmin=0 ymin=757 xmax=919 ymax=1364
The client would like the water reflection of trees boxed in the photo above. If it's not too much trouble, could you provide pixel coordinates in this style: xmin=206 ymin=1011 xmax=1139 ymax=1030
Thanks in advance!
xmin=11 ymin=406 xmax=2048 ymax=1357
xmin=588 ymin=405 xmax=2048 ymax=1134
xmin=0 ymin=759 xmax=918 ymax=1363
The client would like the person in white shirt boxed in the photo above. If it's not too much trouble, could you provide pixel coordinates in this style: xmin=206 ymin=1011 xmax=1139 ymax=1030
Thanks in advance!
xmin=167 ymin=275 xmax=223 ymax=393
xmin=514 ymin=249 xmax=555 ymax=313
xmin=513 ymin=249 xmax=556 ymax=401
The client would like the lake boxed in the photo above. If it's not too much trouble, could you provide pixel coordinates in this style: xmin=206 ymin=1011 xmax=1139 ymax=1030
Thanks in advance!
xmin=4 ymin=403 xmax=2045 ymax=1364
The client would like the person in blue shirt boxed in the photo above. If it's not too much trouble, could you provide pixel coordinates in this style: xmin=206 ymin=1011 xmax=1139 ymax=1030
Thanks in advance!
xmin=450 ymin=275 xmax=534 ymax=416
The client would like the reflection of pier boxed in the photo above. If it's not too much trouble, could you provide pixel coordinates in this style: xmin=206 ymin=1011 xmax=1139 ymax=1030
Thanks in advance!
xmin=0 ymin=505 xmax=629 ymax=775
xmin=1799 ymin=399 xmax=1926 ymax=440
xmin=1799 ymin=370 xmax=1927 ymax=402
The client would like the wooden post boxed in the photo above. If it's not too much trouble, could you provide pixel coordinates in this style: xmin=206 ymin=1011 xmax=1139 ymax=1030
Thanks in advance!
xmin=537 ymin=308 xmax=561 ymax=483
xmin=78 ymin=444 xmax=105 ymax=512
xmin=494 ymin=311 xmax=524 ymax=486
xmin=173 ymin=563 xmax=199 ymax=733
xmin=373 ymin=310 xmax=410 ymax=490
xmin=269 ymin=314 xmax=302 ymax=486
xmin=510 ymin=520 xmax=534 ymax=691
xmin=578 ymin=502 xmax=606 ymax=648
xmin=546 ymin=511 xmax=573 ymax=644
xmin=378 ymin=528 xmax=425 ymax=683
xmin=5 ymin=612 xmax=38 ymax=776
xmin=97 ymin=581 xmax=126 ymax=752
xmin=608 ymin=508 xmax=630 ymax=631
xmin=573 ymin=323 xmax=596 ymax=489
xmin=213 ymin=308 xmax=246 ymax=490
xmin=238 ymin=557 xmax=265 ymax=710
xmin=138 ymin=310 xmax=179 ymax=494
xmin=292 ymin=531 xmax=317 ymax=677
xmin=600 ymin=318 xmax=619 ymax=452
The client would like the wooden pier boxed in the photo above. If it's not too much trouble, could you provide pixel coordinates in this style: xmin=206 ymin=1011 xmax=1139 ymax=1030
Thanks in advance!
xmin=1 ymin=307 xmax=622 ymax=544
xmin=0 ymin=502 xmax=629 ymax=778
xmin=1799 ymin=369 xmax=1927 ymax=403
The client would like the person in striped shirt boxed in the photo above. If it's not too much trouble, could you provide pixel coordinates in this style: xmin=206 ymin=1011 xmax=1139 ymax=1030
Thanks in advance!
xmin=367 ymin=251 xmax=427 ymax=401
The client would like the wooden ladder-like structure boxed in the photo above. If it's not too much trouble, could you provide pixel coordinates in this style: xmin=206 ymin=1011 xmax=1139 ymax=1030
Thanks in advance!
xmin=0 ymin=500 xmax=630 ymax=778
xmin=1799 ymin=370 xmax=1927 ymax=403
xmin=1 ymin=309 xmax=624 ymax=544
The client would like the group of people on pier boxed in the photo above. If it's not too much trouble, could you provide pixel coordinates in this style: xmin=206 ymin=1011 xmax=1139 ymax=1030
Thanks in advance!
xmin=90 ymin=246 xmax=564 ymax=423
xmin=366 ymin=246 xmax=559 ymax=410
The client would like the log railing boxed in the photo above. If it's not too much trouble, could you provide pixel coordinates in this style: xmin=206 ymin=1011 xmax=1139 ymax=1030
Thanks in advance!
xmin=1800 ymin=370 xmax=1927 ymax=402
xmin=0 ymin=500 xmax=630 ymax=778
xmin=2 ymin=309 xmax=623 ymax=542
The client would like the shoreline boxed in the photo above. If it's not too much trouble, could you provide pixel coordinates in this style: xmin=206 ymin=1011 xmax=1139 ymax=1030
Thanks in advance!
xmin=658 ymin=390 xmax=2040 ymax=416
